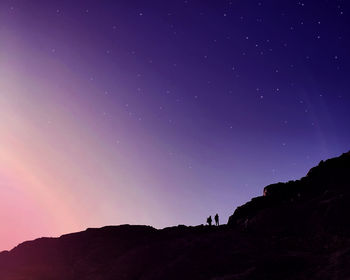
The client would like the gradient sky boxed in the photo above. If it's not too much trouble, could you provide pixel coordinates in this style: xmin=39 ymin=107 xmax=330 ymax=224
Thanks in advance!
xmin=0 ymin=0 xmax=349 ymax=250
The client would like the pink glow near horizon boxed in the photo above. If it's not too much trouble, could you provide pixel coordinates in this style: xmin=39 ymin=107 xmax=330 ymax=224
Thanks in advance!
xmin=0 ymin=46 xmax=201 ymax=250
xmin=0 ymin=61 xmax=147 ymax=250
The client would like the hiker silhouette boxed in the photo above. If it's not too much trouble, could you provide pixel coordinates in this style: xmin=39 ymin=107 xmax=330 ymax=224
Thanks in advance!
xmin=207 ymin=216 xmax=212 ymax=226
xmin=215 ymin=213 xmax=219 ymax=226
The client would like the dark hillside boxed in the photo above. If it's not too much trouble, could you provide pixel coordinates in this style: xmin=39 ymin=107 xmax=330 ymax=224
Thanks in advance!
xmin=1 ymin=152 xmax=350 ymax=279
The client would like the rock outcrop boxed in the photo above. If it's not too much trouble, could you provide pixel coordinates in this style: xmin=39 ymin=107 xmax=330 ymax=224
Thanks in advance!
xmin=228 ymin=151 xmax=350 ymax=235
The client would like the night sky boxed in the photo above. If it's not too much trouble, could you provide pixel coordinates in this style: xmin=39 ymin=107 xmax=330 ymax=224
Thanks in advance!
xmin=0 ymin=0 xmax=349 ymax=250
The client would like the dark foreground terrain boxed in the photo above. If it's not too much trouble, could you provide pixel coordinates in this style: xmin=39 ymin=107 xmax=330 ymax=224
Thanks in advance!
xmin=1 ymin=152 xmax=350 ymax=279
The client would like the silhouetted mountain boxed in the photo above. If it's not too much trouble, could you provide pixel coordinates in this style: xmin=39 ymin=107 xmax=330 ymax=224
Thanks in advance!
xmin=1 ymin=152 xmax=350 ymax=279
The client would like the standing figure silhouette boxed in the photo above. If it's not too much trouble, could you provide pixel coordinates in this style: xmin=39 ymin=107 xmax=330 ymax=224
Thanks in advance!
xmin=207 ymin=216 xmax=212 ymax=226
xmin=214 ymin=213 xmax=219 ymax=226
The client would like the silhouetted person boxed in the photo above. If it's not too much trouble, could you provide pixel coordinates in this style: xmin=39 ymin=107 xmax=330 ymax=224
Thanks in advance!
xmin=214 ymin=213 xmax=219 ymax=226
xmin=207 ymin=215 xmax=212 ymax=226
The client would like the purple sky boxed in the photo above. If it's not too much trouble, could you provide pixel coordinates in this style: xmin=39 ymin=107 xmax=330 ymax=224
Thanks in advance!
xmin=0 ymin=0 xmax=349 ymax=249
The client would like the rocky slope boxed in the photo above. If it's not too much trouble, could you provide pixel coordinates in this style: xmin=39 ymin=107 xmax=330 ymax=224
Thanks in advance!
xmin=1 ymin=152 xmax=350 ymax=279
